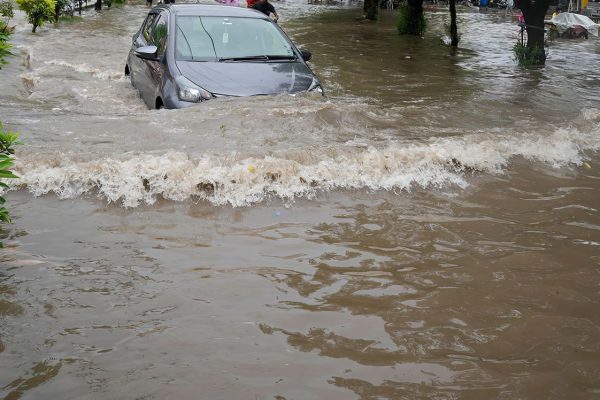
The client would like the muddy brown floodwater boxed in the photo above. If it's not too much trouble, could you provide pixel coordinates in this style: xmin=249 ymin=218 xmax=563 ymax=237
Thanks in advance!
xmin=1 ymin=1 xmax=599 ymax=399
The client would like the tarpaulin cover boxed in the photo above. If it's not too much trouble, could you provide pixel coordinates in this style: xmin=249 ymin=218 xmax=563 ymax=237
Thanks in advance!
xmin=550 ymin=12 xmax=599 ymax=36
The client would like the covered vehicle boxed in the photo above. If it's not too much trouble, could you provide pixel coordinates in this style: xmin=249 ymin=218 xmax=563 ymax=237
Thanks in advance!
xmin=547 ymin=12 xmax=600 ymax=38
xmin=125 ymin=4 xmax=323 ymax=109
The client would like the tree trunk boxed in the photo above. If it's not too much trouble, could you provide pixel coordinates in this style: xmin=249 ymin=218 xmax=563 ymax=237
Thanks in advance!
xmin=449 ymin=0 xmax=458 ymax=46
xmin=363 ymin=0 xmax=378 ymax=21
xmin=515 ymin=0 xmax=550 ymax=64
xmin=405 ymin=0 xmax=424 ymax=34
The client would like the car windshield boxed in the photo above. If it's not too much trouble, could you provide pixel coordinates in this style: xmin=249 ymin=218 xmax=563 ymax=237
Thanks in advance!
xmin=175 ymin=16 xmax=296 ymax=61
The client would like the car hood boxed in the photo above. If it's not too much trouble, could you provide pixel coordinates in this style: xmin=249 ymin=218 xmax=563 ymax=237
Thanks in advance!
xmin=175 ymin=60 xmax=314 ymax=96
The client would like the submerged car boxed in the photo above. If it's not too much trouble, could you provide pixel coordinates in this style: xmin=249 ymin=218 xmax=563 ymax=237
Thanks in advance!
xmin=125 ymin=4 xmax=323 ymax=109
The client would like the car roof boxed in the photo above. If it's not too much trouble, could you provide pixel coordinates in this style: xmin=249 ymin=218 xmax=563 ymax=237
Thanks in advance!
xmin=153 ymin=4 xmax=269 ymax=19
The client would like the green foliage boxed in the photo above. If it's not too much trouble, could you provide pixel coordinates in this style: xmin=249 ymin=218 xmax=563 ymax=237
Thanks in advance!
xmin=54 ymin=0 xmax=72 ymax=20
xmin=513 ymin=42 xmax=547 ymax=66
xmin=0 ymin=30 xmax=12 ymax=67
xmin=1 ymin=0 xmax=14 ymax=21
xmin=0 ymin=122 xmax=20 ymax=247
xmin=1 ymin=0 xmax=14 ymax=36
xmin=104 ymin=0 xmax=112 ymax=7
xmin=15 ymin=0 xmax=56 ymax=32
xmin=397 ymin=3 xmax=426 ymax=35
xmin=0 ymin=7 xmax=12 ymax=68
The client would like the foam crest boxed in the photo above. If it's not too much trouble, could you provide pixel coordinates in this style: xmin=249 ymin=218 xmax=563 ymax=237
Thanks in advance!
xmin=44 ymin=60 xmax=124 ymax=81
xmin=10 ymin=122 xmax=600 ymax=207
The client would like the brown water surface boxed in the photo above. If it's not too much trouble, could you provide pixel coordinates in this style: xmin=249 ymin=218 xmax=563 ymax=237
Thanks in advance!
xmin=1 ymin=1 xmax=600 ymax=399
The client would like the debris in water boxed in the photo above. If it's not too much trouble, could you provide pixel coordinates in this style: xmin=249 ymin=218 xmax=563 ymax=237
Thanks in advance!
xmin=299 ymin=177 xmax=319 ymax=187
xmin=266 ymin=172 xmax=281 ymax=182
xmin=449 ymin=158 xmax=482 ymax=173
xmin=142 ymin=178 xmax=150 ymax=192
xmin=258 ymin=322 xmax=274 ymax=335
xmin=197 ymin=182 xmax=215 ymax=193
xmin=248 ymin=165 xmax=256 ymax=173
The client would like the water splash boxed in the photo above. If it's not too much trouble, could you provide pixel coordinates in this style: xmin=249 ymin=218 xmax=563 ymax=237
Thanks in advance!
xmin=11 ymin=110 xmax=599 ymax=207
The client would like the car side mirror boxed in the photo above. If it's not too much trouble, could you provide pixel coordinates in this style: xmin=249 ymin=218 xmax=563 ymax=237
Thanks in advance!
xmin=299 ymin=49 xmax=312 ymax=62
xmin=135 ymin=45 xmax=158 ymax=61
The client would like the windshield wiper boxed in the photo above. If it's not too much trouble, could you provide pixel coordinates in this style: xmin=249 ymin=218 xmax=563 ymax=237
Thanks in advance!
xmin=264 ymin=55 xmax=297 ymax=60
xmin=218 ymin=55 xmax=297 ymax=62
xmin=219 ymin=55 xmax=270 ymax=62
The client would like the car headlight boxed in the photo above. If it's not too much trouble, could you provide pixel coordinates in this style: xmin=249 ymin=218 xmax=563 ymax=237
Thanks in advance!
xmin=308 ymin=78 xmax=324 ymax=95
xmin=175 ymin=76 xmax=212 ymax=103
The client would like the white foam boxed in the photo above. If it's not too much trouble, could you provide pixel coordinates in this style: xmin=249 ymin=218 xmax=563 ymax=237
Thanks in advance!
xmin=44 ymin=59 xmax=123 ymax=81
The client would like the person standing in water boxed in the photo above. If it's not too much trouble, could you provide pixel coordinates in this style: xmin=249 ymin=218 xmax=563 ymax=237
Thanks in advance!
xmin=252 ymin=0 xmax=279 ymax=22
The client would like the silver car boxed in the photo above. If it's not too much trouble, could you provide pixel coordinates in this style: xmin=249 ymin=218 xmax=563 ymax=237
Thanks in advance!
xmin=125 ymin=4 xmax=323 ymax=109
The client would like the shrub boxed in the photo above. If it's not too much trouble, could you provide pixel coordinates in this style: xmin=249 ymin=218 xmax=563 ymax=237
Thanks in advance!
xmin=0 ymin=31 xmax=12 ymax=66
xmin=1 ymin=0 xmax=14 ymax=35
xmin=1 ymin=0 xmax=14 ymax=23
xmin=513 ymin=42 xmax=547 ymax=66
xmin=0 ymin=122 xmax=20 ymax=248
xmin=15 ymin=0 xmax=56 ymax=32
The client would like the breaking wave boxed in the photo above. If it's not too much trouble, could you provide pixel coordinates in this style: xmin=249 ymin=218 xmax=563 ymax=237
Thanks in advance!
xmin=44 ymin=59 xmax=124 ymax=81
xmin=10 ymin=110 xmax=600 ymax=207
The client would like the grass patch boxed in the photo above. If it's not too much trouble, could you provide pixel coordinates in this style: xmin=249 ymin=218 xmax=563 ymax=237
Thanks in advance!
xmin=513 ymin=42 xmax=547 ymax=66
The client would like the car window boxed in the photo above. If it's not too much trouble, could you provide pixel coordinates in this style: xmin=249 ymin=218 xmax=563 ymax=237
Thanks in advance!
xmin=142 ymin=13 xmax=159 ymax=44
xmin=175 ymin=16 xmax=295 ymax=61
xmin=152 ymin=15 xmax=168 ymax=55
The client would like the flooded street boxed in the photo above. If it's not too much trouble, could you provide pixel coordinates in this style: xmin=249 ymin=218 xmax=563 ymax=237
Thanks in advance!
xmin=1 ymin=1 xmax=600 ymax=399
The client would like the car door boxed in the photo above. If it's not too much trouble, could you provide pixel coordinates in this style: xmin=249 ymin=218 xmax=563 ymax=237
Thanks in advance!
xmin=144 ymin=13 xmax=169 ymax=107
xmin=130 ymin=12 xmax=159 ymax=107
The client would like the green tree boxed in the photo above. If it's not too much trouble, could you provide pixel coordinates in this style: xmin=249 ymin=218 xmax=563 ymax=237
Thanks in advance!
xmin=514 ymin=0 xmax=550 ymax=64
xmin=15 ymin=0 xmax=55 ymax=32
